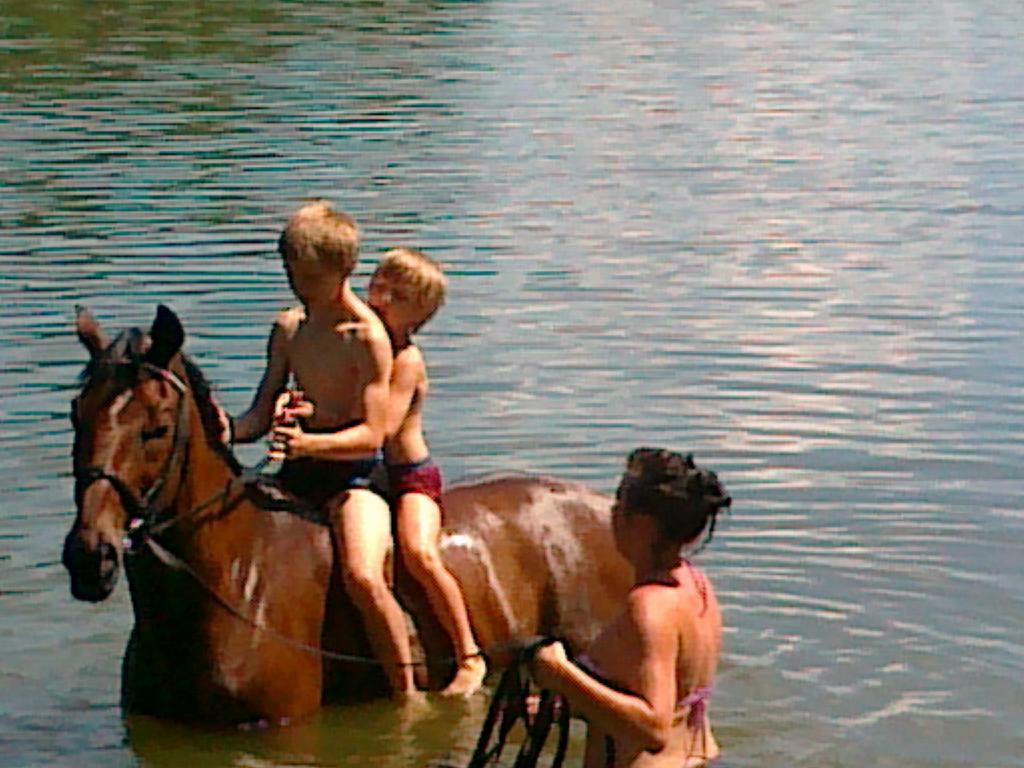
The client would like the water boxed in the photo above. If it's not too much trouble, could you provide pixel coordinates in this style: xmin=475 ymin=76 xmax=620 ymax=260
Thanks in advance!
xmin=2 ymin=0 xmax=1023 ymax=765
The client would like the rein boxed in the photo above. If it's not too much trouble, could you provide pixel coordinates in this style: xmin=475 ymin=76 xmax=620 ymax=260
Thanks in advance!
xmin=465 ymin=638 xmax=571 ymax=768
xmin=71 ymin=360 xmax=550 ymax=674
xmin=71 ymin=360 xmax=502 ymax=670
xmin=140 ymin=533 xmax=415 ymax=666
xmin=141 ymin=529 xmax=515 ymax=669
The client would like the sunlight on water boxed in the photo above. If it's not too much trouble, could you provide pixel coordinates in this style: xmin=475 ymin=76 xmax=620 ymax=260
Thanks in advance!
xmin=2 ymin=0 xmax=1024 ymax=766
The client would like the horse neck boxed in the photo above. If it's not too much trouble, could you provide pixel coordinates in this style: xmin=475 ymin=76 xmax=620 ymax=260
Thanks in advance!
xmin=146 ymin=392 xmax=261 ymax=603
xmin=172 ymin=392 xmax=238 ymax=521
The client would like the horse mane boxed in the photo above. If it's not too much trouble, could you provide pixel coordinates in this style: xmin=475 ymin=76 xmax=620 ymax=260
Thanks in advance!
xmin=178 ymin=354 xmax=244 ymax=477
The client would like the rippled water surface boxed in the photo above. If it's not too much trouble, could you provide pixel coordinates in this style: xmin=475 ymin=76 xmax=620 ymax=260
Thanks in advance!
xmin=2 ymin=1 xmax=1023 ymax=766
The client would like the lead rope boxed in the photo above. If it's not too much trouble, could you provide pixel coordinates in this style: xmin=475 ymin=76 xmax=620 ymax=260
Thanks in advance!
xmin=141 ymin=454 xmax=273 ymax=540
xmin=140 ymin=529 xmax=523 ymax=672
xmin=465 ymin=638 xmax=571 ymax=768
xmin=130 ymin=440 xmax=518 ymax=673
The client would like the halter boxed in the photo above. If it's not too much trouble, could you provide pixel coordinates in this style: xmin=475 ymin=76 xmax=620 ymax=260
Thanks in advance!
xmin=74 ymin=362 xmax=192 ymax=548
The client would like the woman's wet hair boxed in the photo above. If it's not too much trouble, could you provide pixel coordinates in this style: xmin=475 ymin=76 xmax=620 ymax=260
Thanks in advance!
xmin=615 ymin=448 xmax=731 ymax=551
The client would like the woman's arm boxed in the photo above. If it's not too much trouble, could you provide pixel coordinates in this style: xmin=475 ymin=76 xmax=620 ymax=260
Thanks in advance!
xmin=532 ymin=588 xmax=679 ymax=752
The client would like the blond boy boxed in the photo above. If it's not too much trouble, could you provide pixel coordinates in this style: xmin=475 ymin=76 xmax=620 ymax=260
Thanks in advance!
xmin=227 ymin=202 xmax=418 ymax=699
xmin=367 ymin=248 xmax=487 ymax=697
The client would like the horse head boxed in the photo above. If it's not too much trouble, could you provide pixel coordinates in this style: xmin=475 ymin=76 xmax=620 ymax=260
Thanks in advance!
xmin=63 ymin=305 xmax=188 ymax=602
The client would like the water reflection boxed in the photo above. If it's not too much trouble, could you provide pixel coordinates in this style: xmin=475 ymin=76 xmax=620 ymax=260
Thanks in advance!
xmin=3 ymin=0 xmax=1024 ymax=766
xmin=0 ymin=0 xmax=283 ymax=92
xmin=124 ymin=695 xmax=508 ymax=768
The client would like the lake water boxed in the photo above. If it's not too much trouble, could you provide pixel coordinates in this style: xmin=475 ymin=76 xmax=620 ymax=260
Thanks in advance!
xmin=2 ymin=1 xmax=1023 ymax=766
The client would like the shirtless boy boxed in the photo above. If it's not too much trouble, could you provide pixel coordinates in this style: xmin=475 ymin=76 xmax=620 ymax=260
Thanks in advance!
xmin=367 ymin=248 xmax=487 ymax=697
xmin=227 ymin=202 xmax=418 ymax=699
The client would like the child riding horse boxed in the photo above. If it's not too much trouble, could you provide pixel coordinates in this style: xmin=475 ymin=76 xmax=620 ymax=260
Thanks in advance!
xmin=62 ymin=305 xmax=632 ymax=723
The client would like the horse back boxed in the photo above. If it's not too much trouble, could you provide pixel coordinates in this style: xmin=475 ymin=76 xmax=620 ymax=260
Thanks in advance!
xmin=437 ymin=475 xmax=632 ymax=663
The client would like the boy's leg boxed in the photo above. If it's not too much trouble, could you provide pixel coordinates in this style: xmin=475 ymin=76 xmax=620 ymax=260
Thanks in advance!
xmin=395 ymin=492 xmax=486 ymax=697
xmin=334 ymin=488 xmax=419 ymax=698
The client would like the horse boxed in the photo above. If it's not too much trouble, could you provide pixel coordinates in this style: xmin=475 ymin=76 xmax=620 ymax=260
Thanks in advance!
xmin=62 ymin=305 xmax=632 ymax=724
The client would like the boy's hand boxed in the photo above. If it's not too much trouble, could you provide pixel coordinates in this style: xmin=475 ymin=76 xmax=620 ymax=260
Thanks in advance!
xmin=269 ymin=390 xmax=315 ymax=460
xmin=273 ymin=389 xmax=314 ymax=425
xmin=210 ymin=395 xmax=233 ymax=445
xmin=268 ymin=421 xmax=308 ymax=461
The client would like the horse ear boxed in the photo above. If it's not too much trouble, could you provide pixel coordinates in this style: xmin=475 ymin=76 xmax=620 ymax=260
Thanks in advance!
xmin=75 ymin=305 xmax=108 ymax=360
xmin=145 ymin=305 xmax=185 ymax=369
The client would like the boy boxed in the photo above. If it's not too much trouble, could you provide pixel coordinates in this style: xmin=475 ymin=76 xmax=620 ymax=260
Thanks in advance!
xmin=227 ymin=201 xmax=419 ymax=699
xmin=366 ymin=248 xmax=487 ymax=697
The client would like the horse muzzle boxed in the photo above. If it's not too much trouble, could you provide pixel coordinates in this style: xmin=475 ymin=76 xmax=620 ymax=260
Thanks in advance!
xmin=62 ymin=528 xmax=120 ymax=602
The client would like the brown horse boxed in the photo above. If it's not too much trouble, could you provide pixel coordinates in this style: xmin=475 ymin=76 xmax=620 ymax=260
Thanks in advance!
xmin=62 ymin=305 xmax=632 ymax=724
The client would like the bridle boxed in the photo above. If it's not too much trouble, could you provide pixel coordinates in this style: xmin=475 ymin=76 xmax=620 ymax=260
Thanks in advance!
xmin=73 ymin=362 xmax=194 ymax=549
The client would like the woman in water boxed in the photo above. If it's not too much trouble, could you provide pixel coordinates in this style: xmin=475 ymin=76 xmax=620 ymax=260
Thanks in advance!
xmin=531 ymin=448 xmax=731 ymax=767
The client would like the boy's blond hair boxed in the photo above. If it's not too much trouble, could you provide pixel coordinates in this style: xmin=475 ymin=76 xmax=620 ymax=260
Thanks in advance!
xmin=278 ymin=200 xmax=360 ymax=276
xmin=375 ymin=248 xmax=447 ymax=324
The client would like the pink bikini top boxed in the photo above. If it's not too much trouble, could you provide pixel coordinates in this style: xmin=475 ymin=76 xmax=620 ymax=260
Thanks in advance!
xmin=676 ymin=684 xmax=712 ymax=730
xmin=576 ymin=651 xmax=712 ymax=731
xmin=576 ymin=561 xmax=713 ymax=729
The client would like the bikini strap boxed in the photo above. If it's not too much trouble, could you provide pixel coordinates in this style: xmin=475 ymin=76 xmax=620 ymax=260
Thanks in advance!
xmin=683 ymin=558 xmax=708 ymax=615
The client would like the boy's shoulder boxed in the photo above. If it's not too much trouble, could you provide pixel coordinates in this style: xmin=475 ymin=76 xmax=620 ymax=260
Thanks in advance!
xmin=393 ymin=342 xmax=425 ymax=374
xmin=330 ymin=320 xmax=387 ymax=349
xmin=273 ymin=303 xmax=389 ymax=346
xmin=336 ymin=304 xmax=390 ymax=346
xmin=273 ymin=305 xmax=306 ymax=337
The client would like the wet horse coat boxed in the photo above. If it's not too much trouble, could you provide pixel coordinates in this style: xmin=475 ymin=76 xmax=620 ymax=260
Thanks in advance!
xmin=396 ymin=475 xmax=632 ymax=690
xmin=63 ymin=306 xmax=632 ymax=722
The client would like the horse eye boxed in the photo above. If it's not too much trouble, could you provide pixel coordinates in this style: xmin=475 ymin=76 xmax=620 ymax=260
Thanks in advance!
xmin=141 ymin=426 xmax=169 ymax=442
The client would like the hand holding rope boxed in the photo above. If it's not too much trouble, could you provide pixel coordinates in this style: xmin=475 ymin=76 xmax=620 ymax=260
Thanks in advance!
xmin=465 ymin=637 xmax=572 ymax=768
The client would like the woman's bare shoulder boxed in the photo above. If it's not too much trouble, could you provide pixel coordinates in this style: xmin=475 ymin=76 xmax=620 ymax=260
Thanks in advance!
xmin=629 ymin=569 xmax=718 ymax=624
xmin=625 ymin=581 xmax=685 ymax=637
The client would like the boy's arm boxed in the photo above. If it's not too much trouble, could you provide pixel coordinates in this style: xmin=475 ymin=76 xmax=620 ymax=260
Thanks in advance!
xmin=231 ymin=318 xmax=291 ymax=443
xmin=283 ymin=326 xmax=392 ymax=459
xmin=385 ymin=347 xmax=424 ymax=438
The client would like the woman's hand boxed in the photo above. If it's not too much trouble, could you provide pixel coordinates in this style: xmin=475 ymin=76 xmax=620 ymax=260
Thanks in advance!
xmin=530 ymin=641 xmax=570 ymax=691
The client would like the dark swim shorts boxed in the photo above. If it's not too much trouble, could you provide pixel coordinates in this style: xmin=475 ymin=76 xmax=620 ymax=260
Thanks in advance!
xmin=387 ymin=457 xmax=443 ymax=507
xmin=277 ymin=455 xmax=384 ymax=511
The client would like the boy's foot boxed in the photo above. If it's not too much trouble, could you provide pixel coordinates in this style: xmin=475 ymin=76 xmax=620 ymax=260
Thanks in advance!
xmin=440 ymin=654 xmax=487 ymax=698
